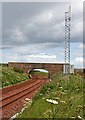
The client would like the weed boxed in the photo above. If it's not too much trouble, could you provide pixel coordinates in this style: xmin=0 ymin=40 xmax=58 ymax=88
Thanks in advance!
xmin=13 ymin=67 xmax=23 ymax=73
xmin=17 ymin=73 xmax=83 ymax=118
xmin=1 ymin=65 xmax=29 ymax=88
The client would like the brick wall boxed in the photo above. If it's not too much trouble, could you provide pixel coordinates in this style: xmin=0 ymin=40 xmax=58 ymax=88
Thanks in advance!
xmin=8 ymin=62 xmax=65 ymax=75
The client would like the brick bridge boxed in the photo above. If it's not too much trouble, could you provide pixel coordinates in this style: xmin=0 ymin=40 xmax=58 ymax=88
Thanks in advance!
xmin=8 ymin=62 xmax=68 ymax=76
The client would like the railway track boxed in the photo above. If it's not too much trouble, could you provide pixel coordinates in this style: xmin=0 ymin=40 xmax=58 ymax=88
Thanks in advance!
xmin=0 ymin=77 xmax=48 ymax=119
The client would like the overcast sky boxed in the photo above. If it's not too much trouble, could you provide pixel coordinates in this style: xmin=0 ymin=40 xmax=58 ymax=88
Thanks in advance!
xmin=0 ymin=2 xmax=84 ymax=68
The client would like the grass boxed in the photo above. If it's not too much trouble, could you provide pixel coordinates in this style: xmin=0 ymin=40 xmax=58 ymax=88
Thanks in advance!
xmin=30 ymin=70 xmax=48 ymax=77
xmin=17 ymin=72 xmax=83 ymax=119
xmin=0 ymin=64 xmax=29 ymax=88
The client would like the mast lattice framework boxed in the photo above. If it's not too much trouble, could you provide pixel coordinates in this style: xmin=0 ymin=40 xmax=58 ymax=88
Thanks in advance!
xmin=65 ymin=6 xmax=71 ymax=74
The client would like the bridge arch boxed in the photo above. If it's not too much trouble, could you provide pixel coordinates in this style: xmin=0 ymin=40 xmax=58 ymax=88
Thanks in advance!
xmin=28 ymin=68 xmax=50 ymax=79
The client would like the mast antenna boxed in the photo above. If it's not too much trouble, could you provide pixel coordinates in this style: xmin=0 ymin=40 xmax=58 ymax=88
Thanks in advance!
xmin=65 ymin=6 xmax=71 ymax=74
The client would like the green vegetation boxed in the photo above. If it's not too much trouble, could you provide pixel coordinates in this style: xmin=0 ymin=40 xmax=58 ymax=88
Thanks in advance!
xmin=17 ymin=73 xmax=83 ymax=119
xmin=13 ymin=67 xmax=23 ymax=73
xmin=0 ymin=65 xmax=29 ymax=88
xmin=30 ymin=70 xmax=48 ymax=77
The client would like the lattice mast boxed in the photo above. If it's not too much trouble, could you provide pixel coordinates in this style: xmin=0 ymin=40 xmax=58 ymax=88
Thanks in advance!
xmin=65 ymin=6 xmax=71 ymax=74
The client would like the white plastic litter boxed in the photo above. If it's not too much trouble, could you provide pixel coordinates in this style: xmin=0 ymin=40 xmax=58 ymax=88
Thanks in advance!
xmin=46 ymin=99 xmax=58 ymax=104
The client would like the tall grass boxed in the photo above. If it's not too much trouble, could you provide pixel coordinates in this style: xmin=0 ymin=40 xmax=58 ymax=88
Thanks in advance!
xmin=0 ymin=65 xmax=29 ymax=88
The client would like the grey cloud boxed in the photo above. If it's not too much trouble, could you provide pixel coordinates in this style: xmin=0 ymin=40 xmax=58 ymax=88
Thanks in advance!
xmin=2 ymin=2 xmax=83 ymax=50
xmin=0 ymin=45 xmax=13 ymax=49
xmin=11 ymin=42 xmax=63 ymax=56
xmin=2 ymin=2 xmax=59 ymax=28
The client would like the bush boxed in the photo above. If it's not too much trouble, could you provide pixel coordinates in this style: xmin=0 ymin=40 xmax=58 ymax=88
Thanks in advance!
xmin=33 ymin=81 xmax=56 ymax=101
xmin=1 ymin=64 xmax=8 ymax=67
xmin=13 ymin=67 xmax=23 ymax=73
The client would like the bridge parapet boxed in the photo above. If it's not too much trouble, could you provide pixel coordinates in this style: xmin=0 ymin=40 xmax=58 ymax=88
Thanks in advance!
xmin=8 ymin=62 xmax=66 ymax=75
